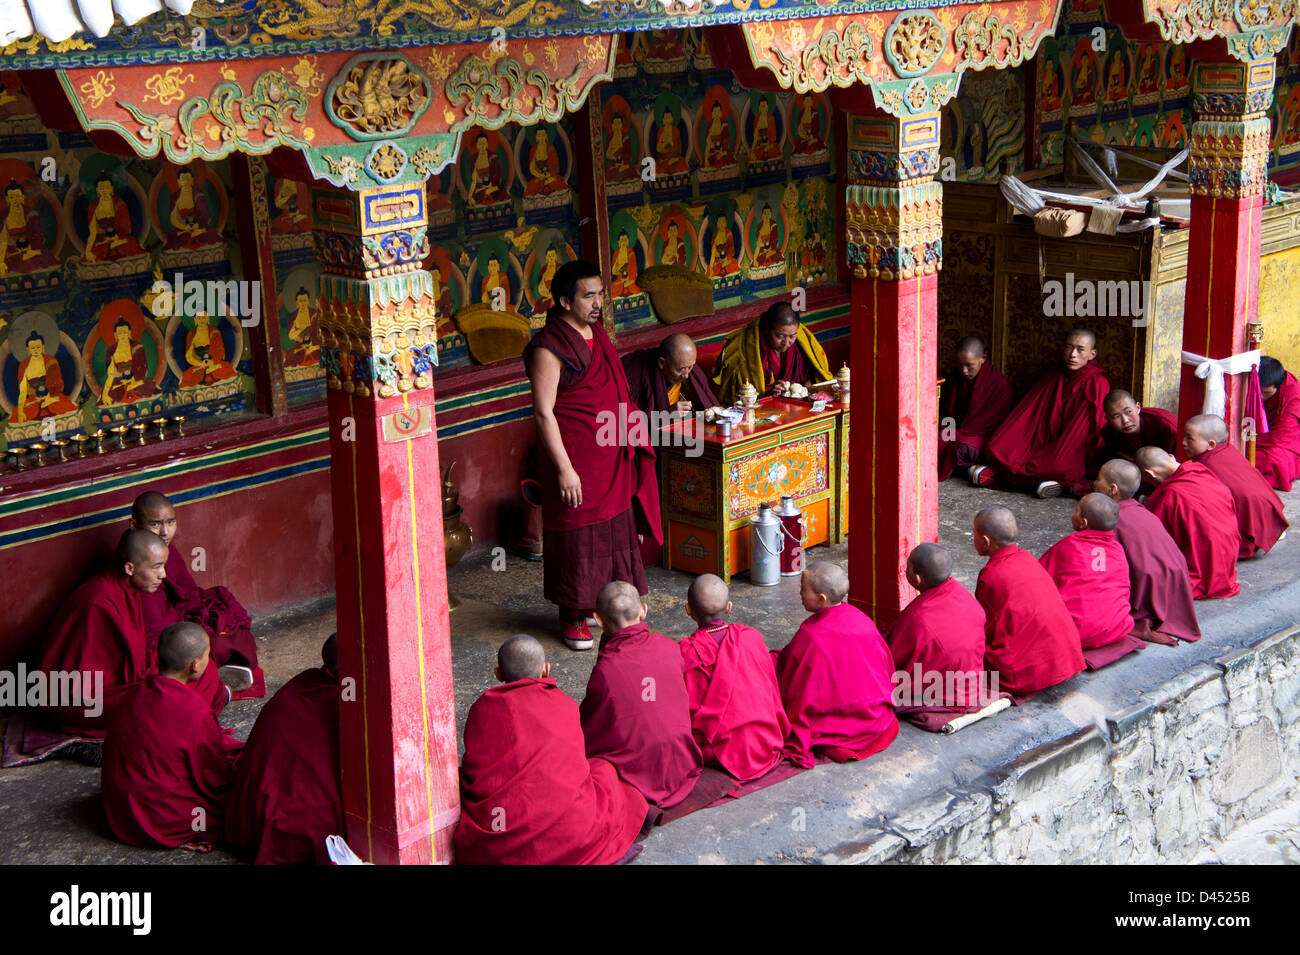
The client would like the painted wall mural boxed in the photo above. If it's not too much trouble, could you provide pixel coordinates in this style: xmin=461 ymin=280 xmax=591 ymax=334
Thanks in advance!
xmin=941 ymin=66 xmax=1026 ymax=183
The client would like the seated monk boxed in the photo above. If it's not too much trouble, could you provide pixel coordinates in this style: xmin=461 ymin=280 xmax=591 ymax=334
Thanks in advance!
xmin=774 ymin=561 xmax=898 ymax=767
xmin=975 ymin=328 xmax=1109 ymax=498
xmin=457 ymin=635 xmax=647 ymax=865
xmin=973 ymin=508 xmax=1085 ymax=699
xmin=1070 ymin=389 xmax=1178 ymax=496
xmin=130 ymin=491 xmax=263 ymax=697
xmin=1093 ymin=459 xmax=1201 ymax=643
xmin=622 ymin=333 xmax=720 ymax=419
xmin=1039 ymin=494 xmax=1145 ymax=669
xmin=37 ymin=529 xmax=229 ymax=739
xmin=102 ymin=623 xmax=243 ymax=849
xmin=679 ymin=574 xmax=789 ymax=782
xmin=1255 ymin=356 xmax=1300 ymax=490
xmin=711 ymin=301 xmax=831 ymax=405
xmin=938 ymin=336 xmax=1014 ymax=481
xmin=886 ymin=543 xmax=998 ymax=730
xmin=1136 ymin=447 xmax=1240 ymax=599
xmin=225 ymin=635 xmax=343 ymax=865
xmin=1183 ymin=414 xmax=1288 ymax=558
xmin=580 ymin=582 xmax=702 ymax=810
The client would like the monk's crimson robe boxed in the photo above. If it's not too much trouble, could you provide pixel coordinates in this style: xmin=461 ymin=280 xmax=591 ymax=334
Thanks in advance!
xmin=679 ymin=622 xmax=789 ymax=782
xmin=984 ymin=361 xmax=1110 ymax=487
xmin=101 ymin=673 xmax=243 ymax=848
xmin=976 ymin=545 xmax=1085 ymax=697
xmin=225 ymin=666 xmax=341 ymax=865
xmin=711 ymin=317 xmax=831 ymax=405
xmin=1256 ymin=371 xmax=1300 ymax=490
xmin=456 ymin=677 xmax=646 ymax=865
xmin=580 ymin=623 xmax=702 ymax=808
xmin=142 ymin=544 xmax=260 ymax=671
xmin=1145 ymin=462 xmax=1241 ymax=599
xmin=1072 ymin=406 xmax=1179 ymax=496
xmin=622 ymin=347 xmax=719 ymax=417
xmin=1193 ymin=442 xmax=1288 ymax=558
xmin=1114 ymin=499 xmax=1201 ymax=642
xmin=775 ymin=602 xmax=899 ymax=768
xmin=938 ymin=362 xmax=1014 ymax=480
xmin=1039 ymin=529 xmax=1144 ymax=668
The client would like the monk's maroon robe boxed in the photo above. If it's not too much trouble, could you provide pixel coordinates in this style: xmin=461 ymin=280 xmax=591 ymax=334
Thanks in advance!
xmin=1072 ymin=406 xmax=1179 ymax=496
xmin=1114 ymin=499 xmax=1201 ymax=642
xmin=225 ymin=666 xmax=341 ymax=865
xmin=938 ymin=362 xmax=1014 ymax=480
xmin=1040 ymin=529 xmax=1143 ymax=668
xmin=1193 ymin=442 xmax=1288 ymax=558
xmin=622 ymin=347 xmax=719 ymax=416
xmin=101 ymin=673 xmax=243 ymax=848
xmin=762 ymin=343 xmax=808 ymax=388
xmin=580 ymin=623 xmax=702 ymax=809
xmin=457 ymin=677 xmax=647 ymax=865
xmin=679 ymin=622 xmax=789 ymax=782
xmin=985 ymin=361 xmax=1110 ymax=487
xmin=142 ymin=544 xmax=260 ymax=672
xmin=1256 ymin=371 xmax=1300 ymax=490
xmin=1145 ymin=462 xmax=1241 ymax=599
xmin=775 ymin=602 xmax=899 ymax=768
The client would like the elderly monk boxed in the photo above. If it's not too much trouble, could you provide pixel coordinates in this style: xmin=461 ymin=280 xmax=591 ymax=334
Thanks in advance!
xmin=973 ymin=508 xmax=1085 ymax=699
xmin=102 ymin=623 xmax=243 ymax=849
xmin=975 ymin=329 xmax=1110 ymax=498
xmin=1184 ymin=414 xmax=1288 ymax=558
xmin=1040 ymin=494 xmax=1144 ymax=669
xmin=679 ymin=574 xmax=789 ymax=782
xmin=1136 ymin=447 xmax=1240 ymax=599
xmin=774 ymin=561 xmax=898 ymax=767
xmin=37 ymin=529 xmax=229 ymax=738
xmin=711 ymin=300 xmax=831 ymax=404
xmin=1255 ymin=356 xmax=1300 ymax=490
xmin=886 ymin=543 xmax=997 ymax=730
xmin=1071 ymin=390 xmax=1178 ymax=496
xmin=457 ymin=635 xmax=647 ymax=865
xmin=524 ymin=261 xmax=661 ymax=649
xmin=225 ymin=635 xmax=342 ymax=865
xmin=581 ymin=582 xmax=702 ymax=809
xmin=1094 ymin=459 xmax=1201 ymax=644
xmin=938 ymin=336 xmax=1014 ymax=481
xmin=623 ymin=333 xmax=720 ymax=419
xmin=130 ymin=491 xmax=262 ymax=696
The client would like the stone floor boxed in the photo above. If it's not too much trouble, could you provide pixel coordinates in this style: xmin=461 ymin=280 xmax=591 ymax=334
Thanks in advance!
xmin=2 ymin=479 xmax=1298 ymax=864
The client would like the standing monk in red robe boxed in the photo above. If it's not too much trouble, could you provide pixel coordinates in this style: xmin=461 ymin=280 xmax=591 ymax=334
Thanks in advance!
xmin=102 ymin=623 xmax=243 ymax=849
xmin=524 ymin=262 xmax=661 ymax=649
xmin=1093 ymin=459 xmax=1201 ymax=643
xmin=1136 ymin=447 xmax=1240 ymax=599
xmin=1071 ymin=389 xmax=1179 ymax=496
xmin=1255 ymin=356 xmax=1300 ymax=490
xmin=975 ymin=329 xmax=1110 ymax=498
xmin=678 ymin=574 xmax=789 ymax=782
xmin=938 ymin=336 xmax=1013 ymax=481
xmin=225 ymin=635 xmax=342 ymax=865
xmin=775 ymin=562 xmax=898 ymax=767
xmin=456 ymin=635 xmax=647 ymax=865
xmin=1183 ymin=415 xmax=1288 ymax=558
xmin=973 ymin=508 xmax=1085 ymax=699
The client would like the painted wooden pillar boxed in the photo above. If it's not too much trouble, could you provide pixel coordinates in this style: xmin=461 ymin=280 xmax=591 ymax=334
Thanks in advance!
xmin=1180 ymin=57 xmax=1274 ymax=446
xmin=844 ymin=110 xmax=942 ymax=627
xmin=312 ymin=181 xmax=460 ymax=864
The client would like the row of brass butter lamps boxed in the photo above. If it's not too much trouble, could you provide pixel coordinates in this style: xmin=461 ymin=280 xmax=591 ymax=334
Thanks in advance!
xmin=5 ymin=416 xmax=187 ymax=470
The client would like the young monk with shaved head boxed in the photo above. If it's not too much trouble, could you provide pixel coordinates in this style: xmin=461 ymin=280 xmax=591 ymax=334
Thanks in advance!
xmin=774 ymin=561 xmax=898 ymax=766
xmin=1254 ymin=355 xmax=1300 ymax=490
xmin=622 ymin=332 xmax=720 ymax=419
xmin=456 ymin=635 xmax=648 ymax=864
xmin=1071 ymin=390 xmax=1179 ymax=496
xmin=938 ymin=336 xmax=1013 ymax=481
xmin=1183 ymin=414 xmax=1288 ymax=558
xmin=678 ymin=574 xmax=789 ymax=782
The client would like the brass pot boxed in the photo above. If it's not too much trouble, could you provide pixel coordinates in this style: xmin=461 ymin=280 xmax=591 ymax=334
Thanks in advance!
xmin=444 ymin=505 xmax=472 ymax=570
xmin=441 ymin=460 xmax=460 ymax=517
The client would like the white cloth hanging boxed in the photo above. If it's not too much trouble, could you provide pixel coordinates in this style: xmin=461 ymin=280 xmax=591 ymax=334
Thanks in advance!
xmin=1181 ymin=349 xmax=1260 ymax=419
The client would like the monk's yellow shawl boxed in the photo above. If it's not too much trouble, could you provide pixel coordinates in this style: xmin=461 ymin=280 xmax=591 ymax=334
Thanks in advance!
xmin=710 ymin=317 xmax=831 ymax=405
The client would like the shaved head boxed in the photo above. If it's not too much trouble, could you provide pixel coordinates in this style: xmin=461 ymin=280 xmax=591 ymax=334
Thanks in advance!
xmin=955 ymin=336 xmax=985 ymax=358
xmin=1066 ymin=328 xmax=1096 ymax=349
xmin=322 ymin=633 xmax=338 ymax=668
xmin=157 ymin=622 xmax=209 ymax=676
xmin=131 ymin=490 xmax=173 ymax=524
xmin=687 ymin=573 xmax=729 ymax=620
xmin=1102 ymin=389 xmax=1134 ymax=413
xmin=117 ymin=528 xmax=166 ymax=568
xmin=1187 ymin=413 xmax=1228 ymax=444
xmin=1134 ymin=446 xmax=1175 ymax=472
xmin=908 ymin=542 xmax=951 ymax=588
xmin=497 ymin=634 xmax=546 ymax=683
xmin=597 ymin=580 xmax=644 ymax=630
xmin=1099 ymin=458 xmax=1142 ymax=499
xmin=659 ymin=333 xmax=696 ymax=364
xmin=1078 ymin=492 xmax=1120 ymax=531
xmin=805 ymin=561 xmax=849 ymax=605
xmin=975 ymin=507 xmax=1019 ymax=546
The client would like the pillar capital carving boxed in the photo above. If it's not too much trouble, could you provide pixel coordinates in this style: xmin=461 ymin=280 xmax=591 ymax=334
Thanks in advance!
xmin=1189 ymin=59 xmax=1276 ymax=199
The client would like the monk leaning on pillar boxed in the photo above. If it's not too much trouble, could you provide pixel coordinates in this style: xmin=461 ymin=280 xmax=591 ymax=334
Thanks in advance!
xmin=1255 ymin=355 xmax=1300 ymax=491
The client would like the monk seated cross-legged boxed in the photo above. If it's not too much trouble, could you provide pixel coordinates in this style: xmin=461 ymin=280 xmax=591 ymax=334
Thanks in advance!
xmin=973 ymin=508 xmax=1085 ymax=701
xmin=711 ymin=301 xmax=832 ymax=404
xmin=1070 ymin=389 xmax=1179 ymax=497
xmin=1255 ymin=356 xmax=1300 ymax=491
xmin=1039 ymin=494 xmax=1145 ymax=670
xmin=456 ymin=635 xmax=648 ymax=865
xmin=1136 ymin=447 xmax=1241 ymax=599
xmin=938 ymin=336 xmax=1014 ymax=481
xmin=774 ymin=561 xmax=899 ymax=768
xmin=1093 ymin=459 xmax=1201 ymax=644
xmin=1183 ymin=414 xmax=1288 ymax=558
xmin=623 ymin=333 xmax=720 ymax=421
xmin=102 ymin=623 xmax=244 ymax=849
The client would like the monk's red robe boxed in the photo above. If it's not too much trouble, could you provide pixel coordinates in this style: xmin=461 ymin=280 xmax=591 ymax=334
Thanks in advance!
xmin=1114 ymin=499 xmax=1201 ymax=642
xmin=457 ymin=677 xmax=646 ymax=865
xmin=985 ymin=361 xmax=1110 ymax=487
xmin=101 ymin=673 xmax=243 ymax=848
xmin=225 ymin=666 xmax=341 ymax=865
xmin=1193 ymin=442 xmax=1288 ymax=558
xmin=762 ymin=343 xmax=808 ymax=388
xmin=622 ymin=347 xmax=719 ymax=416
xmin=580 ymin=623 xmax=702 ymax=808
xmin=775 ymin=602 xmax=899 ymax=768
xmin=1145 ymin=462 xmax=1241 ymax=599
xmin=142 ymin=544 xmax=260 ymax=672
xmin=938 ymin=362 xmax=1014 ymax=480
xmin=1256 ymin=371 xmax=1300 ymax=490
xmin=976 ymin=545 xmax=1085 ymax=697
xmin=1072 ymin=406 xmax=1179 ymax=496
xmin=1040 ymin=529 xmax=1144 ymax=668
xmin=679 ymin=622 xmax=789 ymax=782
xmin=37 ymin=570 xmax=227 ymax=738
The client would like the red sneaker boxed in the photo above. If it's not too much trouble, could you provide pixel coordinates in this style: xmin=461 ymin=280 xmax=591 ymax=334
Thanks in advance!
xmin=562 ymin=618 xmax=594 ymax=651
